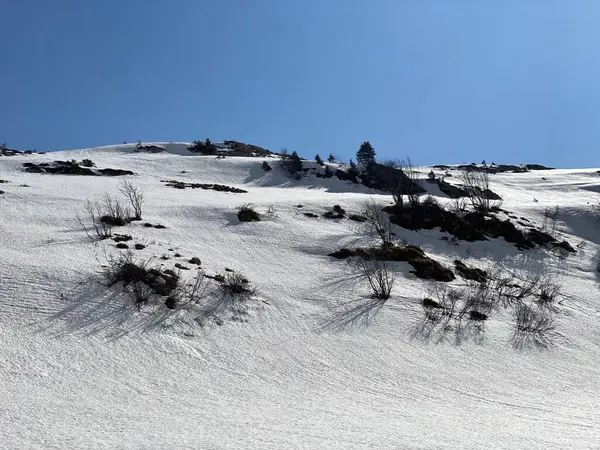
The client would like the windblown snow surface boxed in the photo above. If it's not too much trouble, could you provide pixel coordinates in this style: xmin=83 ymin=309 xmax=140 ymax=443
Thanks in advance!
xmin=1 ymin=143 xmax=599 ymax=449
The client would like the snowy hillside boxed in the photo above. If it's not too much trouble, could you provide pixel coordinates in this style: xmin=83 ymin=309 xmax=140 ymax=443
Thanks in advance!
xmin=1 ymin=143 xmax=600 ymax=449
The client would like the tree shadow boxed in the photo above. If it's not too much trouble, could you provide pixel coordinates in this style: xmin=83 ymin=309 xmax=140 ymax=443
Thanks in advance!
xmin=409 ymin=313 xmax=485 ymax=346
xmin=318 ymin=296 xmax=388 ymax=331
xmin=40 ymin=278 xmax=200 ymax=340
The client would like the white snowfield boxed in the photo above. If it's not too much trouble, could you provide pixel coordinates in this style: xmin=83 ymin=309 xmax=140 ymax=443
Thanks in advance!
xmin=1 ymin=143 xmax=599 ymax=449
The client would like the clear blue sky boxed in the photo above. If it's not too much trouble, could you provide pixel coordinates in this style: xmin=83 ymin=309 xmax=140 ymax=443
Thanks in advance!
xmin=2 ymin=0 xmax=599 ymax=167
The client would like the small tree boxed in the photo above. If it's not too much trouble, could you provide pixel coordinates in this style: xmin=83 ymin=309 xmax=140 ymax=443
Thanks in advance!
xmin=356 ymin=141 xmax=376 ymax=167
xmin=363 ymin=199 xmax=395 ymax=247
xmin=458 ymin=169 xmax=497 ymax=214
xmin=315 ymin=154 xmax=324 ymax=166
xmin=188 ymin=138 xmax=218 ymax=155
xmin=281 ymin=151 xmax=303 ymax=178
xmin=118 ymin=181 xmax=144 ymax=220
xmin=327 ymin=153 xmax=336 ymax=163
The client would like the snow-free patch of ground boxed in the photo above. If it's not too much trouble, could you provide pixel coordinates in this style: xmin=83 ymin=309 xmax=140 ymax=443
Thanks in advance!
xmin=1 ymin=144 xmax=600 ymax=449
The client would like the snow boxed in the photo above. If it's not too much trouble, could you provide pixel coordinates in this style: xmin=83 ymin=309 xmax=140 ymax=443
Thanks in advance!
xmin=1 ymin=143 xmax=600 ymax=449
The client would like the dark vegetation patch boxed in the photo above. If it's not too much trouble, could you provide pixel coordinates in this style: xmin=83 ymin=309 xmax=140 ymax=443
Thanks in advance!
xmin=23 ymin=160 xmax=133 ymax=176
xmin=218 ymin=271 xmax=255 ymax=297
xmin=189 ymin=257 xmax=201 ymax=265
xmin=223 ymin=140 xmax=272 ymax=157
xmin=432 ymin=163 xmax=553 ymax=174
xmin=99 ymin=168 xmax=135 ymax=176
xmin=103 ymin=254 xmax=180 ymax=301
xmin=454 ymin=260 xmax=487 ymax=282
xmin=154 ymin=224 xmax=167 ymax=229
xmin=238 ymin=204 xmax=260 ymax=222
xmin=101 ymin=215 xmax=130 ymax=226
xmin=329 ymin=244 xmax=455 ymax=282
xmin=144 ymin=223 xmax=153 ymax=227
xmin=134 ymin=243 xmax=146 ymax=250
xmin=323 ymin=205 xmax=346 ymax=219
xmin=348 ymin=214 xmax=368 ymax=223
xmin=174 ymin=263 xmax=190 ymax=270
xmin=383 ymin=202 xmax=573 ymax=251
xmin=262 ymin=161 xmax=272 ymax=171
xmin=1 ymin=147 xmax=39 ymax=156
xmin=303 ymin=212 xmax=319 ymax=218
xmin=113 ymin=234 xmax=132 ymax=243
xmin=134 ymin=143 xmax=165 ymax=153
xmin=162 ymin=179 xmax=247 ymax=193
xmin=116 ymin=243 xmax=129 ymax=249
xmin=188 ymin=138 xmax=219 ymax=155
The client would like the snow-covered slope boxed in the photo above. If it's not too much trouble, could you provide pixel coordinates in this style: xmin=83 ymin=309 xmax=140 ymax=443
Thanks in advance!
xmin=1 ymin=144 xmax=599 ymax=449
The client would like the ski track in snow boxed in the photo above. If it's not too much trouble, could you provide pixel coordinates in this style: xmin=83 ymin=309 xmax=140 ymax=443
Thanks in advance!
xmin=1 ymin=143 xmax=600 ymax=449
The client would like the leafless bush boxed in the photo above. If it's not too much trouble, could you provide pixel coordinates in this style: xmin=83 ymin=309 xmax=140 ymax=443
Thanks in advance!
xmin=448 ymin=197 xmax=469 ymax=216
xmin=426 ymin=284 xmax=462 ymax=322
xmin=459 ymin=280 xmax=495 ymax=316
xmin=458 ymin=169 xmax=497 ymax=214
xmin=356 ymin=258 xmax=394 ymax=300
xmin=77 ymin=198 xmax=113 ymax=240
xmin=219 ymin=271 xmax=255 ymax=299
xmin=166 ymin=270 xmax=211 ymax=309
xmin=124 ymin=280 xmax=155 ymax=306
xmin=119 ymin=181 xmax=144 ymax=220
xmin=380 ymin=157 xmax=422 ymax=207
xmin=402 ymin=157 xmax=422 ymax=207
xmin=102 ymin=193 xmax=131 ymax=223
xmin=363 ymin=199 xmax=395 ymax=247
xmin=100 ymin=251 xmax=148 ymax=287
xmin=511 ymin=303 xmax=556 ymax=349
xmin=541 ymin=205 xmax=560 ymax=236
xmin=537 ymin=278 xmax=561 ymax=310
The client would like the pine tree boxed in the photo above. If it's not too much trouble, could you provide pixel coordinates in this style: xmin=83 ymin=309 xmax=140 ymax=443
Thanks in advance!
xmin=356 ymin=141 xmax=376 ymax=167
xmin=327 ymin=153 xmax=336 ymax=163
xmin=315 ymin=154 xmax=324 ymax=166
xmin=281 ymin=151 xmax=303 ymax=178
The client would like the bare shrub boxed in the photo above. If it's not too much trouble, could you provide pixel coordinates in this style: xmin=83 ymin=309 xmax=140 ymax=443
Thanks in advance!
xmin=356 ymin=258 xmax=394 ymax=300
xmin=166 ymin=270 xmax=211 ymax=309
xmin=102 ymin=193 xmax=131 ymax=224
xmin=124 ymin=280 xmax=155 ymax=306
xmin=382 ymin=157 xmax=422 ymax=207
xmin=363 ymin=199 xmax=395 ymax=247
xmin=100 ymin=251 xmax=148 ymax=287
xmin=119 ymin=181 xmax=144 ymax=220
xmin=238 ymin=204 xmax=260 ymax=222
xmin=77 ymin=199 xmax=113 ymax=240
xmin=541 ymin=205 xmax=560 ymax=237
xmin=459 ymin=280 xmax=495 ymax=316
xmin=377 ymin=157 xmax=422 ymax=206
xmin=457 ymin=169 xmax=498 ymax=214
xmin=401 ymin=157 xmax=422 ymax=207
xmin=219 ymin=271 xmax=255 ymax=298
xmin=448 ymin=197 xmax=469 ymax=216
xmin=511 ymin=303 xmax=556 ymax=349
xmin=537 ymin=278 xmax=561 ymax=310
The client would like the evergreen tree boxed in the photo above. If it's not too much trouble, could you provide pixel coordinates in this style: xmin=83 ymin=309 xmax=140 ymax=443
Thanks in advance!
xmin=281 ymin=151 xmax=303 ymax=178
xmin=327 ymin=153 xmax=336 ymax=163
xmin=356 ymin=141 xmax=376 ymax=167
xmin=315 ymin=154 xmax=324 ymax=166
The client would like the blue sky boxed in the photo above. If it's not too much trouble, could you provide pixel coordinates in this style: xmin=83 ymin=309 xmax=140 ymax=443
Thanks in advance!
xmin=1 ymin=0 xmax=599 ymax=167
